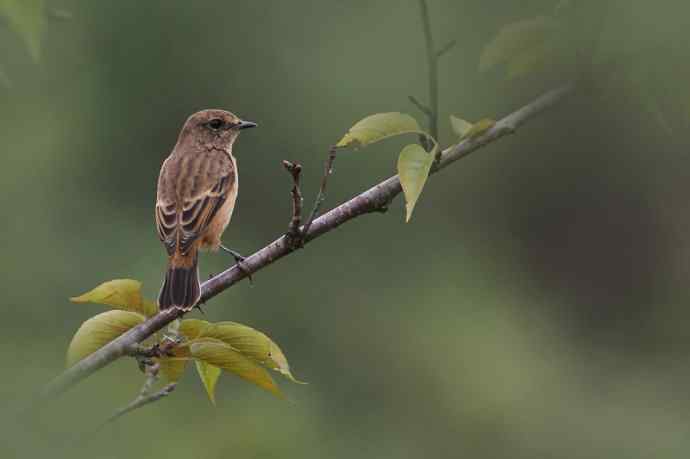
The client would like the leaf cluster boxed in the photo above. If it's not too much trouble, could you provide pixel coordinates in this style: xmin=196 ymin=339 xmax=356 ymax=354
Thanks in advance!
xmin=335 ymin=113 xmax=495 ymax=221
xmin=68 ymin=279 xmax=303 ymax=404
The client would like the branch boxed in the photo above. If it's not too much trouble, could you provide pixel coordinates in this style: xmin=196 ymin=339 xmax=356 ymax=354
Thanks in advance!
xmin=37 ymin=83 xmax=574 ymax=404
xmin=301 ymin=145 xmax=337 ymax=239
xmin=436 ymin=40 xmax=457 ymax=58
xmin=282 ymin=160 xmax=303 ymax=242
xmin=418 ymin=0 xmax=439 ymax=142
xmin=408 ymin=95 xmax=432 ymax=116
xmin=98 ymin=362 xmax=175 ymax=428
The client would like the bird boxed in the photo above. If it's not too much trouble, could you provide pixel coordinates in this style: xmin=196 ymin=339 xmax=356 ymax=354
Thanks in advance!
xmin=155 ymin=109 xmax=257 ymax=311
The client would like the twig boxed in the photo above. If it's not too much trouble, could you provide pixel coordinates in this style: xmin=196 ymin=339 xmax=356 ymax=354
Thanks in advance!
xmin=129 ymin=335 xmax=180 ymax=361
xmin=418 ymin=0 xmax=438 ymax=143
xmin=282 ymin=160 xmax=303 ymax=244
xmin=99 ymin=363 xmax=176 ymax=428
xmin=36 ymin=83 xmax=574 ymax=404
xmin=103 ymin=384 xmax=176 ymax=425
xmin=300 ymin=145 xmax=338 ymax=240
xmin=436 ymin=39 xmax=457 ymax=58
xmin=408 ymin=95 xmax=432 ymax=116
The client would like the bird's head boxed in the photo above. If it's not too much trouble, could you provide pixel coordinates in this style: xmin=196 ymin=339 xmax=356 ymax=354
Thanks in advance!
xmin=178 ymin=109 xmax=257 ymax=151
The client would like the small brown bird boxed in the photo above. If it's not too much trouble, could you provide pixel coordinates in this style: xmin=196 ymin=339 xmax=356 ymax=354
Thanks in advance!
xmin=155 ymin=109 xmax=257 ymax=311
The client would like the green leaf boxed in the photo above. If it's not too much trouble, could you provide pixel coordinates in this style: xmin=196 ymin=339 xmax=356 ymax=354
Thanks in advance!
xmin=479 ymin=16 xmax=560 ymax=74
xmin=157 ymin=343 xmax=192 ymax=382
xmin=179 ymin=318 xmax=212 ymax=340
xmin=66 ymin=310 xmax=145 ymax=367
xmin=189 ymin=338 xmax=283 ymax=398
xmin=195 ymin=360 xmax=221 ymax=405
xmin=397 ymin=144 xmax=434 ymax=222
xmin=336 ymin=112 xmax=426 ymax=148
xmin=0 ymin=0 xmax=44 ymax=61
xmin=461 ymin=119 xmax=496 ymax=140
xmin=185 ymin=320 xmax=304 ymax=383
xmin=450 ymin=115 xmax=473 ymax=138
xmin=70 ymin=279 xmax=158 ymax=317
xmin=158 ymin=357 xmax=189 ymax=383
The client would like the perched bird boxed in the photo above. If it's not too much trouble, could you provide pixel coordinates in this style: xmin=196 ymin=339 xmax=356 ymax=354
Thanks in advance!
xmin=155 ymin=109 xmax=257 ymax=311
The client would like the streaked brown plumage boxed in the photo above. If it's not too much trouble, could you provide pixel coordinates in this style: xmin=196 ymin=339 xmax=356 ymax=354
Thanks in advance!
xmin=156 ymin=109 xmax=256 ymax=311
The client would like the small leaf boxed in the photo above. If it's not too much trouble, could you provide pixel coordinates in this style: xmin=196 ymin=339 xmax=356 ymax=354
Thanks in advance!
xmin=70 ymin=279 xmax=158 ymax=317
xmin=479 ymin=16 xmax=560 ymax=74
xmin=336 ymin=112 xmax=424 ymax=148
xmin=0 ymin=0 xmax=44 ymax=61
xmin=461 ymin=119 xmax=496 ymax=140
xmin=141 ymin=300 xmax=159 ymax=317
xmin=450 ymin=115 xmax=473 ymax=138
xmin=189 ymin=339 xmax=283 ymax=398
xmin=195 ymin=360 xmax=221 ymax=405
xmin=66 ymin=310 xmax=145 ymax=367
xmin=158 ymin=357 xmax=189 ymax=383
xmin=190 ymin=321 xmax=304 ymax=383
xmin=179 ymin=318 xmax=212 ymax=339
xmin=157 ymin=343 xmax=192 ymax=382
xmin=397 ymin=144 xmax=434 ymax=222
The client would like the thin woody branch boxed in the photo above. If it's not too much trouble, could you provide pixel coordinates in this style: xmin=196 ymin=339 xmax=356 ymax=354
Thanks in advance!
xmin=408 ymin=95 xmax=432 ymax=116
xmin=301 ymin=145 xmax=337 ymax=241
xmin=282 ymin=160 xmax=303 ymax=243
xmin=436 ymin=39 xmax=457 ymax=58
xmin=37 ymin=83 xmax=574 ymax=404
xmin=98 ymin=362 xmax=176 ymax=428
xmin=418 ymin=0 xmax=439 ymax=142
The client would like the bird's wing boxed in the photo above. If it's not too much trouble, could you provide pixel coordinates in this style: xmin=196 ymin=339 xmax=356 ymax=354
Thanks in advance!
xmin=156 ymin=155 xmax=235 ymax=255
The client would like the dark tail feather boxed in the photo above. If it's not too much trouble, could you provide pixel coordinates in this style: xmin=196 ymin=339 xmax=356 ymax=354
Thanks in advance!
xmin=158 ymin=252 xmax=200 ymax=311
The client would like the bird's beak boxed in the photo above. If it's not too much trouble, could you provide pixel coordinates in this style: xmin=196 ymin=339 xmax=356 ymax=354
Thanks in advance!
xmin=237 ymin=120 xmax=258 ymax=130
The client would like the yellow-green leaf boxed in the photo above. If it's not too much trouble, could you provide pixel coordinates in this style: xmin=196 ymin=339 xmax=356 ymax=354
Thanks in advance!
xmin=397 ymin=144 xmax=434 ymax=222
xmin=188 ymin=321 xmax=304 ymax=383
xmin=140 ymin=299 xmax=159 ymax=317
xmin=479 ymin=16 xmax=559 ymax=73
xmin=158 ymin=357 xmax=189 ymax=383
xmin=189 ymin=339 xmax=283 ymax=398
xmin=179 ymin=318 xmax=212 ymax=340
xmin=70 ymin=279 xmax=158 ymax=317
xmin=195 ymin=360 xmax=221 ymax=405
xmin=450 ymin=115 xmax=473 ymax=138
xmin=461 ymin=119 xmax=496 ymax=140
xmin=0 ymin=0 xmax=44 ymax=61
xmin=336 ymin=112 xmax=424 ymax=148
xmin=66 ymin=310 xmax=145 ymax=367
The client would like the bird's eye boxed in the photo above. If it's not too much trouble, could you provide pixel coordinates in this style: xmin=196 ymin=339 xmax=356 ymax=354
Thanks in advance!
xmin=207 ymin=118 xmax=224 ymax=130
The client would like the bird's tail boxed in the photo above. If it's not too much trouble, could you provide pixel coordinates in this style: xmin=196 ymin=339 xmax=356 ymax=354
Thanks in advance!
xmin=158 ymin=248 xmax=200 ymax=311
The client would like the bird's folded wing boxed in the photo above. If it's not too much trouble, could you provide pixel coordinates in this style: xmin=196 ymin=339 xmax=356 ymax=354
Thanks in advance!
xmin=156 ymin=174 xmax=233 ymax=255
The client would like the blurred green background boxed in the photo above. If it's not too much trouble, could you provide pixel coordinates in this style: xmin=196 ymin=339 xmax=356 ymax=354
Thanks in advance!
xmin=2 ymin=1 xmax=690 ymax=458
